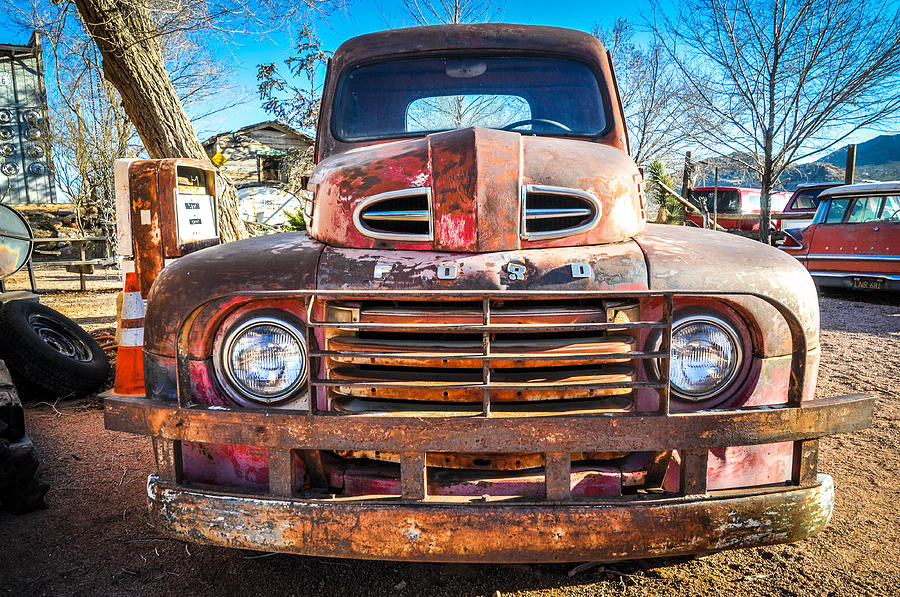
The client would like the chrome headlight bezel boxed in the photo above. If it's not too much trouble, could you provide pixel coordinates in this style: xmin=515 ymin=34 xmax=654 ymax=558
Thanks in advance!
xmin=648 ymin=308 xmax=751 ymax=408
xmin=213 ymin=315 xmax=308 ymax=406
xmin=664 ymin=313 xmax=744 ymax=402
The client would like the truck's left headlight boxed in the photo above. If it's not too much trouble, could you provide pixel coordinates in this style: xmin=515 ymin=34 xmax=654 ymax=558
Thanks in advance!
xmin=217 ymin=317 xmax=308 ymax=404
xmin=668 ymin=315 xmax=742 ymax=401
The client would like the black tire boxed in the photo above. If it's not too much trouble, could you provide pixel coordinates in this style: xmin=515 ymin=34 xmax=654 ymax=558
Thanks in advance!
xmin=0 ymin=300 xmax=110 ymax=398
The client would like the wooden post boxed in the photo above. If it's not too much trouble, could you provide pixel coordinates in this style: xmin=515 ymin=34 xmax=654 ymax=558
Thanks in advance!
xmin=680 ymin=151 xmax=693 ymax=212
xmin=844 ymin=144 xmax=857 ymax=185
xmin=268 ymin=449 xmax=296 ymax=497
xmin=792 ymin=439 xmax=819 ymax=486
xmin=713 ymin=167 xmax=719 ymax=230
xmin=78 ymin=240 xmax=87 ymax=291
xmin=680 ymin=151 xmax=692 ymax=197
xmin=153 ymin=438 xmax=183 ymax=484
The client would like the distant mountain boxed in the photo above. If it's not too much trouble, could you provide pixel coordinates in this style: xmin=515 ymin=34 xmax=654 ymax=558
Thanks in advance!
xmin=821 ymin=133 xmax=900 ymax=168
xmin=693 ymin=156 xmax=846 ymax=191
xmin=692 ymin=133 xmax=900 ymax=190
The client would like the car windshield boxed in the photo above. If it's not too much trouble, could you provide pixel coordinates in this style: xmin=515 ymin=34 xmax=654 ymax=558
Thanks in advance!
xmin=693 ymin=189 xmax=741 ymax=214
xmin=333 ymin=56 xmax=608 ymax=141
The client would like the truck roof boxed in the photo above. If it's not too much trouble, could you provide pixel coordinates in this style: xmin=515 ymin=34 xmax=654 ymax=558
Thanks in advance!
xmin=330 ymin=24 xmax=607 ymax=71
xmin=317 ymin=23 xmax=626 ymax=159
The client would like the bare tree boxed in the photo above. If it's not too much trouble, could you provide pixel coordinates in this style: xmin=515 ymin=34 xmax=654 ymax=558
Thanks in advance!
xmin=69 ymin=0 xmax=255 ymax=241
xmin=258 ymin=0 xmax=502 ymax=134
xmin=6 ymin=2 xmax=239 ymax=245
xmin=401 ymin=0 xmax=499 ymax=25
xmin=5 ymin=0 xmax=341 ymax=242
xmin=595 ymin=20 xmax=718 ymax=165
xmin=651 ymin=0 xmax=900 ymax=243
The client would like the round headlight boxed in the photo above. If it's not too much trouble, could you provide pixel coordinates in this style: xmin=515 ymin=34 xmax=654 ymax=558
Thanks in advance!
xmin=669 ymin=315 xmax=742 ymax=401
xmin=219 ymin=317 xmax=307 ymax=404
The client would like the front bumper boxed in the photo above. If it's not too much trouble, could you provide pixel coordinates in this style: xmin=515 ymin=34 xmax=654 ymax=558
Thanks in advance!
xmin=148 ymin=473 xmax=834 ymax=563
xmin=809 ymin=271 xmax=900 ymax=291
xmin=106 ymin=393 xmax=873 ymax=562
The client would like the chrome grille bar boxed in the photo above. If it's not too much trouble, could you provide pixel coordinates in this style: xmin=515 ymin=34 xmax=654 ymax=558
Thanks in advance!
xmin=525 ymin=208 xmax=593 ymax=220
xmin=361 ymin=210 xmax=429 ymax=221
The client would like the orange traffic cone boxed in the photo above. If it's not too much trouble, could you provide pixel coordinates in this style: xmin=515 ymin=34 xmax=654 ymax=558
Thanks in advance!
xmin=113 ymin=272 xmax=145 ymax=395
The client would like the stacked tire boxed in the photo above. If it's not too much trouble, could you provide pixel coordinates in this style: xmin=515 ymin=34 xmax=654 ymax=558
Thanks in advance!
xmin=0 ymin=360 xmax=48 ymax=514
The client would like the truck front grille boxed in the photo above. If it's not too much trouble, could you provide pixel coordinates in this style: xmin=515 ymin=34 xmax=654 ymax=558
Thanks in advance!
xmin=310 ymin=297 xmax=669 ymax=415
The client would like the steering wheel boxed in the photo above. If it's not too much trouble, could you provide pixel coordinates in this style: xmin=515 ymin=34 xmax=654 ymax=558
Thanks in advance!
xmin=502 ymin=118 xmax=572 ymax=132
xmin=886 ymin=208 xmax=900 ymax=221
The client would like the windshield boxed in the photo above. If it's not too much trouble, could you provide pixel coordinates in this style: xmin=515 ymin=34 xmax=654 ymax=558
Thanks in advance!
xmin=333 ymin=56 xmax=608 ymax=141
xmin=693 ymin=189 xmax=741 ymax=214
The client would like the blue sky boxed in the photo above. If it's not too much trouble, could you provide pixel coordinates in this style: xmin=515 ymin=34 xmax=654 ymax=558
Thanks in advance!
xmin=0 ymin=0 xmax=887 ymax=151
xmin=202 ymin=0 xmax=644 ymax=137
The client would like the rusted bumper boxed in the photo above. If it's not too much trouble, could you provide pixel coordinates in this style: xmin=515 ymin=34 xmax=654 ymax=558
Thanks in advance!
xmin=106 ymin=393 xmax=872 ymax=562
xmin=147 ymin=473 xmax=836 ymax=562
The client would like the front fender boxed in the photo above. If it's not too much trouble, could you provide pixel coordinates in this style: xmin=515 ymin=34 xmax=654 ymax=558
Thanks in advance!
xmin=143 ymin=232 xmax=325 ymax=357
xmin=633 ymin=224 xmax=819 ymax=356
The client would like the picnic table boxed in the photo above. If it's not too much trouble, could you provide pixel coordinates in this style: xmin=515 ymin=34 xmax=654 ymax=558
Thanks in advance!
xmin=18 ymin=236 xmax=111 ymax=292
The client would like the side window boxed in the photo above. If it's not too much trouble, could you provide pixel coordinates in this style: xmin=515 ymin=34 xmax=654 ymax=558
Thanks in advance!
xmin=792 ymin=191 xmax=818 ymax=210
xmin=880 ymin=196 xmax=900 ymax=221
xmin=747 ymin=193 xmax=761 ymax=211
xmin=825 ymin=199 xmax=851 ymax=223
xmin=846 ymin=196 xmax=882 ymax=223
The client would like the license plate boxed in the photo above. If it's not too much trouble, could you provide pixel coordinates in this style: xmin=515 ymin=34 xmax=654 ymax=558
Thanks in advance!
xmin=851 ymin=277 xmax=884 ymax=290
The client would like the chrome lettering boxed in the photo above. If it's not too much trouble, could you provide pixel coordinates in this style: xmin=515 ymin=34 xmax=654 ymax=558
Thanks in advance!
xmin=507 ymin=263 xmax=527 ymax=281
xmin=437 ymin=263 xmax=458 ymax=279
xmin=571 ymin=263 xmax=591 ymax=278
xmin=373 ymin=263 xmax=392 ymax=279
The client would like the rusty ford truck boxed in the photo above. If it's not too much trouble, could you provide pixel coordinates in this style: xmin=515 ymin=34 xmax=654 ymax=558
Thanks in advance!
xmin=104 ymin=24 xmax=874 ymax=562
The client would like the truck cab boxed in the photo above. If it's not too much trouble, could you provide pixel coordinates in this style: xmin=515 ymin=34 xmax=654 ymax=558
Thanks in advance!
xmin=687 ymin=186 xmax=791 ymax=231
xmin=105 ymin=24 xmax=872 ymax=563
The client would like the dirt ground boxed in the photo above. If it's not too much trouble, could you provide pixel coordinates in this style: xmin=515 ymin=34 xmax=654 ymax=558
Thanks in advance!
xmin=0 ymin=267 xmax=897 ymax=597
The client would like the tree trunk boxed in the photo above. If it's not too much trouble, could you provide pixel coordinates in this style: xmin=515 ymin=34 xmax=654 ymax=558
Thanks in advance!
xmin=759 ymin=160 xmax=773 ymax=245
xmin=759 ymin=184 xmax=772 ymax=245
xmin=72 ymin=0 xmax=248 ymax=242
xmin=759 ymin=134 xmax=774 ymax=245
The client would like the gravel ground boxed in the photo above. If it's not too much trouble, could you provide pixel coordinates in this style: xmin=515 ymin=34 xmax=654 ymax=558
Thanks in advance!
xmin=0 ymin=277 xmax=897 ymax=597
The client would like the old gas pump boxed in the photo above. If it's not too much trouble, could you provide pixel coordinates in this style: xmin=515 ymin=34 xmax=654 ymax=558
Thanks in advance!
xmin=114 ymin=159 xmax=219 ymax=296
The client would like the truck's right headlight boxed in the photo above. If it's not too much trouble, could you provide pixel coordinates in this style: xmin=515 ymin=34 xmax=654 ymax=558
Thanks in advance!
xmin=668 ymin=315 xmax=743 ymax=401
xmin=216 ymin=316 xmax=308 ymax=404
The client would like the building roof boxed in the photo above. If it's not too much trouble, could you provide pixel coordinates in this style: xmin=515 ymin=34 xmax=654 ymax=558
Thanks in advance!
xmin=202 ymin=120 xmax=314 ymax=147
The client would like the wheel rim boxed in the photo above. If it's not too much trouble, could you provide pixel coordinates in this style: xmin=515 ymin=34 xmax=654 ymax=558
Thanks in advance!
xmin=28 ymin=314 xmax=93 ymax=361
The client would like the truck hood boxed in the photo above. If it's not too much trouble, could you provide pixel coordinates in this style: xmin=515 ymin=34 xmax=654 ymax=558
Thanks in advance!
xmin=308 ymin=127 xmax=644 ymax=253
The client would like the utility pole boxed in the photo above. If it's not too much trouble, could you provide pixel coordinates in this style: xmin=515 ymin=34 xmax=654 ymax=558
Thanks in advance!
xmin=844 ymin=144 xmax=857 ymax=185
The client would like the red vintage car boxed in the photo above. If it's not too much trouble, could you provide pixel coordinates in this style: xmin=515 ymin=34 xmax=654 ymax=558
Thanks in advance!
xmin=104 ymin=24 xmax=872 ymax=563
xmin=781 ymin=182 xmax=900 ymax=290
xmin=774 ymin=183 xmax=842 ymax=231
xmin=687 ymin=186 xmax=790 ymax=231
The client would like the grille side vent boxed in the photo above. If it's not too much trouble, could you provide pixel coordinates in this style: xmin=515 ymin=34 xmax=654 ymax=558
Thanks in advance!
xmin=353 ymin=187 xmax=433 ymax=241
xmin=522 ymin=184 xmax=602 ymax=240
